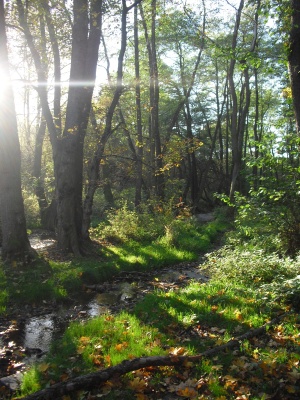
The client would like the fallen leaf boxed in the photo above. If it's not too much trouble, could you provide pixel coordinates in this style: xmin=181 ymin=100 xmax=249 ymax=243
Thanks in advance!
xmin=38 ymin=363 xmax=50 ymax=372
xmin=168 ymin=347 xmax=186 ymax=356
xmin=60 ymin=373 xmax=69 ymax=381
xmin=136 ymin=394 xmax=149 ymax=400
xmin=287 ymin=369 xmax=300 ymax=383
xmin=128 ymin=377 xmax=147 ymax=392
xmin=177 ymin=387 xmax=198 ymax=398
xmin=79 ymin=336 xmax=90 ymax=345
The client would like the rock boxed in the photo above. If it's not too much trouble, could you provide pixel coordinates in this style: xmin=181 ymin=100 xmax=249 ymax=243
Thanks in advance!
xmin=194 ymin=213 xmax=214 ymax=222
xmin=0 ymin=372 xmax=23 ymax=392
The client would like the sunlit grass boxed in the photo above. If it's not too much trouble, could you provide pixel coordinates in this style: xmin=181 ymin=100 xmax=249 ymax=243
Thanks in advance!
xmin=14 ymin=211 xmax=300 ymax=398
xmin=0 ymin=215 xmax=227 ymax=313
xmin=20 ymin=312 xmax=167 ymax=395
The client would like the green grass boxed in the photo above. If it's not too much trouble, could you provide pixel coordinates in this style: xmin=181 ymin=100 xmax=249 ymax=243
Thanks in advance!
xmin=8 ymin=208 xmax=300 ymax=398
xmin=18 ymin=275 xmax=300 ymax=398
xmin=0 ymin=215 xmax=227 ymax=310
xmin=20 ymin=312 xmax=168 ymax=396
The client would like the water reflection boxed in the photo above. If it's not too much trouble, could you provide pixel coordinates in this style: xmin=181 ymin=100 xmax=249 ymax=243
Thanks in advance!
xmin=24 ymin=316 xmax=54 ymax=353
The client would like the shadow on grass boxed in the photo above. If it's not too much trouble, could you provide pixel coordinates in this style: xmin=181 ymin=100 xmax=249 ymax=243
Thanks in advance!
xmin=133 ymin=280 xmax=269 ymax=354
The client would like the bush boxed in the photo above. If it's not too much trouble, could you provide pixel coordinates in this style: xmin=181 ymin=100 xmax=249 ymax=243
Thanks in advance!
xmin=202 ymin=246 xmax=300 ymax=286
xmin=91 ymin=201 xmax=175 ymax=243
xmin=260 ymin=274 xmax=300 ymax=308
xmin=23 ymin=190 xmax=41 ymax=228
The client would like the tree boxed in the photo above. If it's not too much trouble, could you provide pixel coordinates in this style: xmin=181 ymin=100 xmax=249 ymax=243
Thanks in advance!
xmin=82 ymin=0 xmax=138 ymax=239
xmin=228 ymin=0 xmax=260 ymax=201
xmin=288 ymin=0 xmax=300 ymax=134
xmin=140 ymin=0 xmax=164 ymax=200
xmin=16 ymin=0 xmax=103 ymax=255
xmin=0 ymin=0 xmax=33 ymax=263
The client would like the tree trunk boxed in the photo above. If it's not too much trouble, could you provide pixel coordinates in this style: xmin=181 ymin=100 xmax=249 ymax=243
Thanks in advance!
xmin=82 ymin=0 xmax=129 ymax=240
xmin=140 ymin=0 xmax=164 ymax=200
xmin=228 ymin=0 xmax=244 ymax=202
xmin=288 ymin=0 xmax=300 ymax=135
xmin=17 ymin=0 xmax=103 ymax=254
xmin=0 ymin=0 xmax=33 ymax=263
xmin=134 ymin=4 xmax=143 ymax=207
xmin=229 ymin=0 xmax=259 ymax=201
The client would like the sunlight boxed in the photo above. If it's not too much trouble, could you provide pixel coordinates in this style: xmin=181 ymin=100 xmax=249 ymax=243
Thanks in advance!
xmin=0 ymin=65 xmax=10 ymax=103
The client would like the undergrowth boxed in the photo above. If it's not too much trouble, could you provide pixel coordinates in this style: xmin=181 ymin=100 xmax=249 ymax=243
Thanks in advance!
xmin=0 ymin=206 xmax=227 ymax=311
xmin=5 ymin=203 xmax=300 ymax=399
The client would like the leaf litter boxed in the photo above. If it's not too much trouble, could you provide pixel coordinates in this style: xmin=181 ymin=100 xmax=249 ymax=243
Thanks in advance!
xmin=1 ymin=238 xmax=300 ymax=399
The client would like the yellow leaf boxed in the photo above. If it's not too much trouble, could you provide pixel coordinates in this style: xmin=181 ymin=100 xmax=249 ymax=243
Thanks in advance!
xmin=286 ymin=385 xmax=297 ymax=393
xmin=136 ymin=394 xmax=149 ymax=400
xmin=169 ymin=347 xmax=186 ymax=356
xmin=77 ymin=346 xmax=85 ymax=354
xmin=79 ymin=336 xmax=90 ymax=345
xmin=177 ymin=387 xmax=198 ymax=398
xmin=115 ymin=341 xmax=128 ymax=351
xmin=211 ymin=365 xmax=223 ymax=371
xmin=234 ymin=310 xmax=243 ymax=321
xmin=128 ymin=377 xmax=147 ymax=392
xmin=38 ymin=363 xmax=50 ymax=372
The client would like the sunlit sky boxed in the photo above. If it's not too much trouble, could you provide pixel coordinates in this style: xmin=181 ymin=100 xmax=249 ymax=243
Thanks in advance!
xmin=3 ymin=0 xmax=246 ymax=120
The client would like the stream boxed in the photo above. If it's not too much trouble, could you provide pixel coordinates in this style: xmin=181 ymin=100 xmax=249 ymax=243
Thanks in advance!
xmin=0 ymin=228 xmax=211 ymax=393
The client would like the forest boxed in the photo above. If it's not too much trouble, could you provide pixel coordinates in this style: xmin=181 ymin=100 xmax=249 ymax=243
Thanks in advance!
xmin=0 ymin=0 xmax=300 ymax=399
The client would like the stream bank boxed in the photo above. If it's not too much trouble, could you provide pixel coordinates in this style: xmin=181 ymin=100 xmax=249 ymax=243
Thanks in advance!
xmin=0 ymin=229 xmax=211 ymax=395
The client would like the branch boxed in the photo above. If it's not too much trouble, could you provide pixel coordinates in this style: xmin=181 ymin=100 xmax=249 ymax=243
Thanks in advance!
xmin=22 ymin=312 xmax=289 ymax=400
xmin=126 ymin=0 xmax=143 ymax=13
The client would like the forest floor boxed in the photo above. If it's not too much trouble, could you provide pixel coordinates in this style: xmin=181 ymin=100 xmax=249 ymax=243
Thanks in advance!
xmin=0 ymin=237 xmax=210 ymax=391
xmin=1 ymin=227 xmax=300 ymax=399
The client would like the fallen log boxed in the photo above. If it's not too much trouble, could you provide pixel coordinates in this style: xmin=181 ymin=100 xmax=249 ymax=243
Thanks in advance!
xmin=21 ymin=312 xmax=289 ymax=400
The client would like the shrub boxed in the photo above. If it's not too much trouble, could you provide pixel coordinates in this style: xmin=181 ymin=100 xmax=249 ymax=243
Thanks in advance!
xmin=91 ymin=201 xmax=175 ymax=243
xmin=202 ymin=246 xmax=300 ymax=286
xmin=260 ymin=274 xmax=300 ymax=308
xmin=23 ymin=190 xmax=41 ymax=228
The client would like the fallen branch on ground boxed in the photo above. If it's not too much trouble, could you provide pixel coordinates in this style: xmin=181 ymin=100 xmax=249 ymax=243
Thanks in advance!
xmin=22 ymin=312 xmax=289 ymax=400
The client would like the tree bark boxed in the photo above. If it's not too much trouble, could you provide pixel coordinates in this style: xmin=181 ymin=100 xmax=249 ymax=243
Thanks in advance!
xmin=140 ymin=0 xmax=164 ymax=200
xmin=229 ymin=0 xmax=259 ymax=201
xmin=134 ymin=4 xmax=143 ymax=207
xmin=288 ymin=0 xmax=300 ymax=135
xmin=0 ymin=0 xmax=33 ymax=263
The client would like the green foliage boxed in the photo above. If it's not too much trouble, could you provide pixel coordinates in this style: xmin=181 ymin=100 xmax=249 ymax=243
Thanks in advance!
xmin=22 ymin=189 xmax=41 ymax=229
xmin=260 ymin=274 xmax=300 ymax=309
xmin=203 ymin=246 xmax=300 ymax=286
xmin=220 ymin=165 xmax=300 ymax=256
xmin=91 ymin=202 xmax=227 ymax=254
xmin=91 ymin=201 xmax=177 ymax=243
